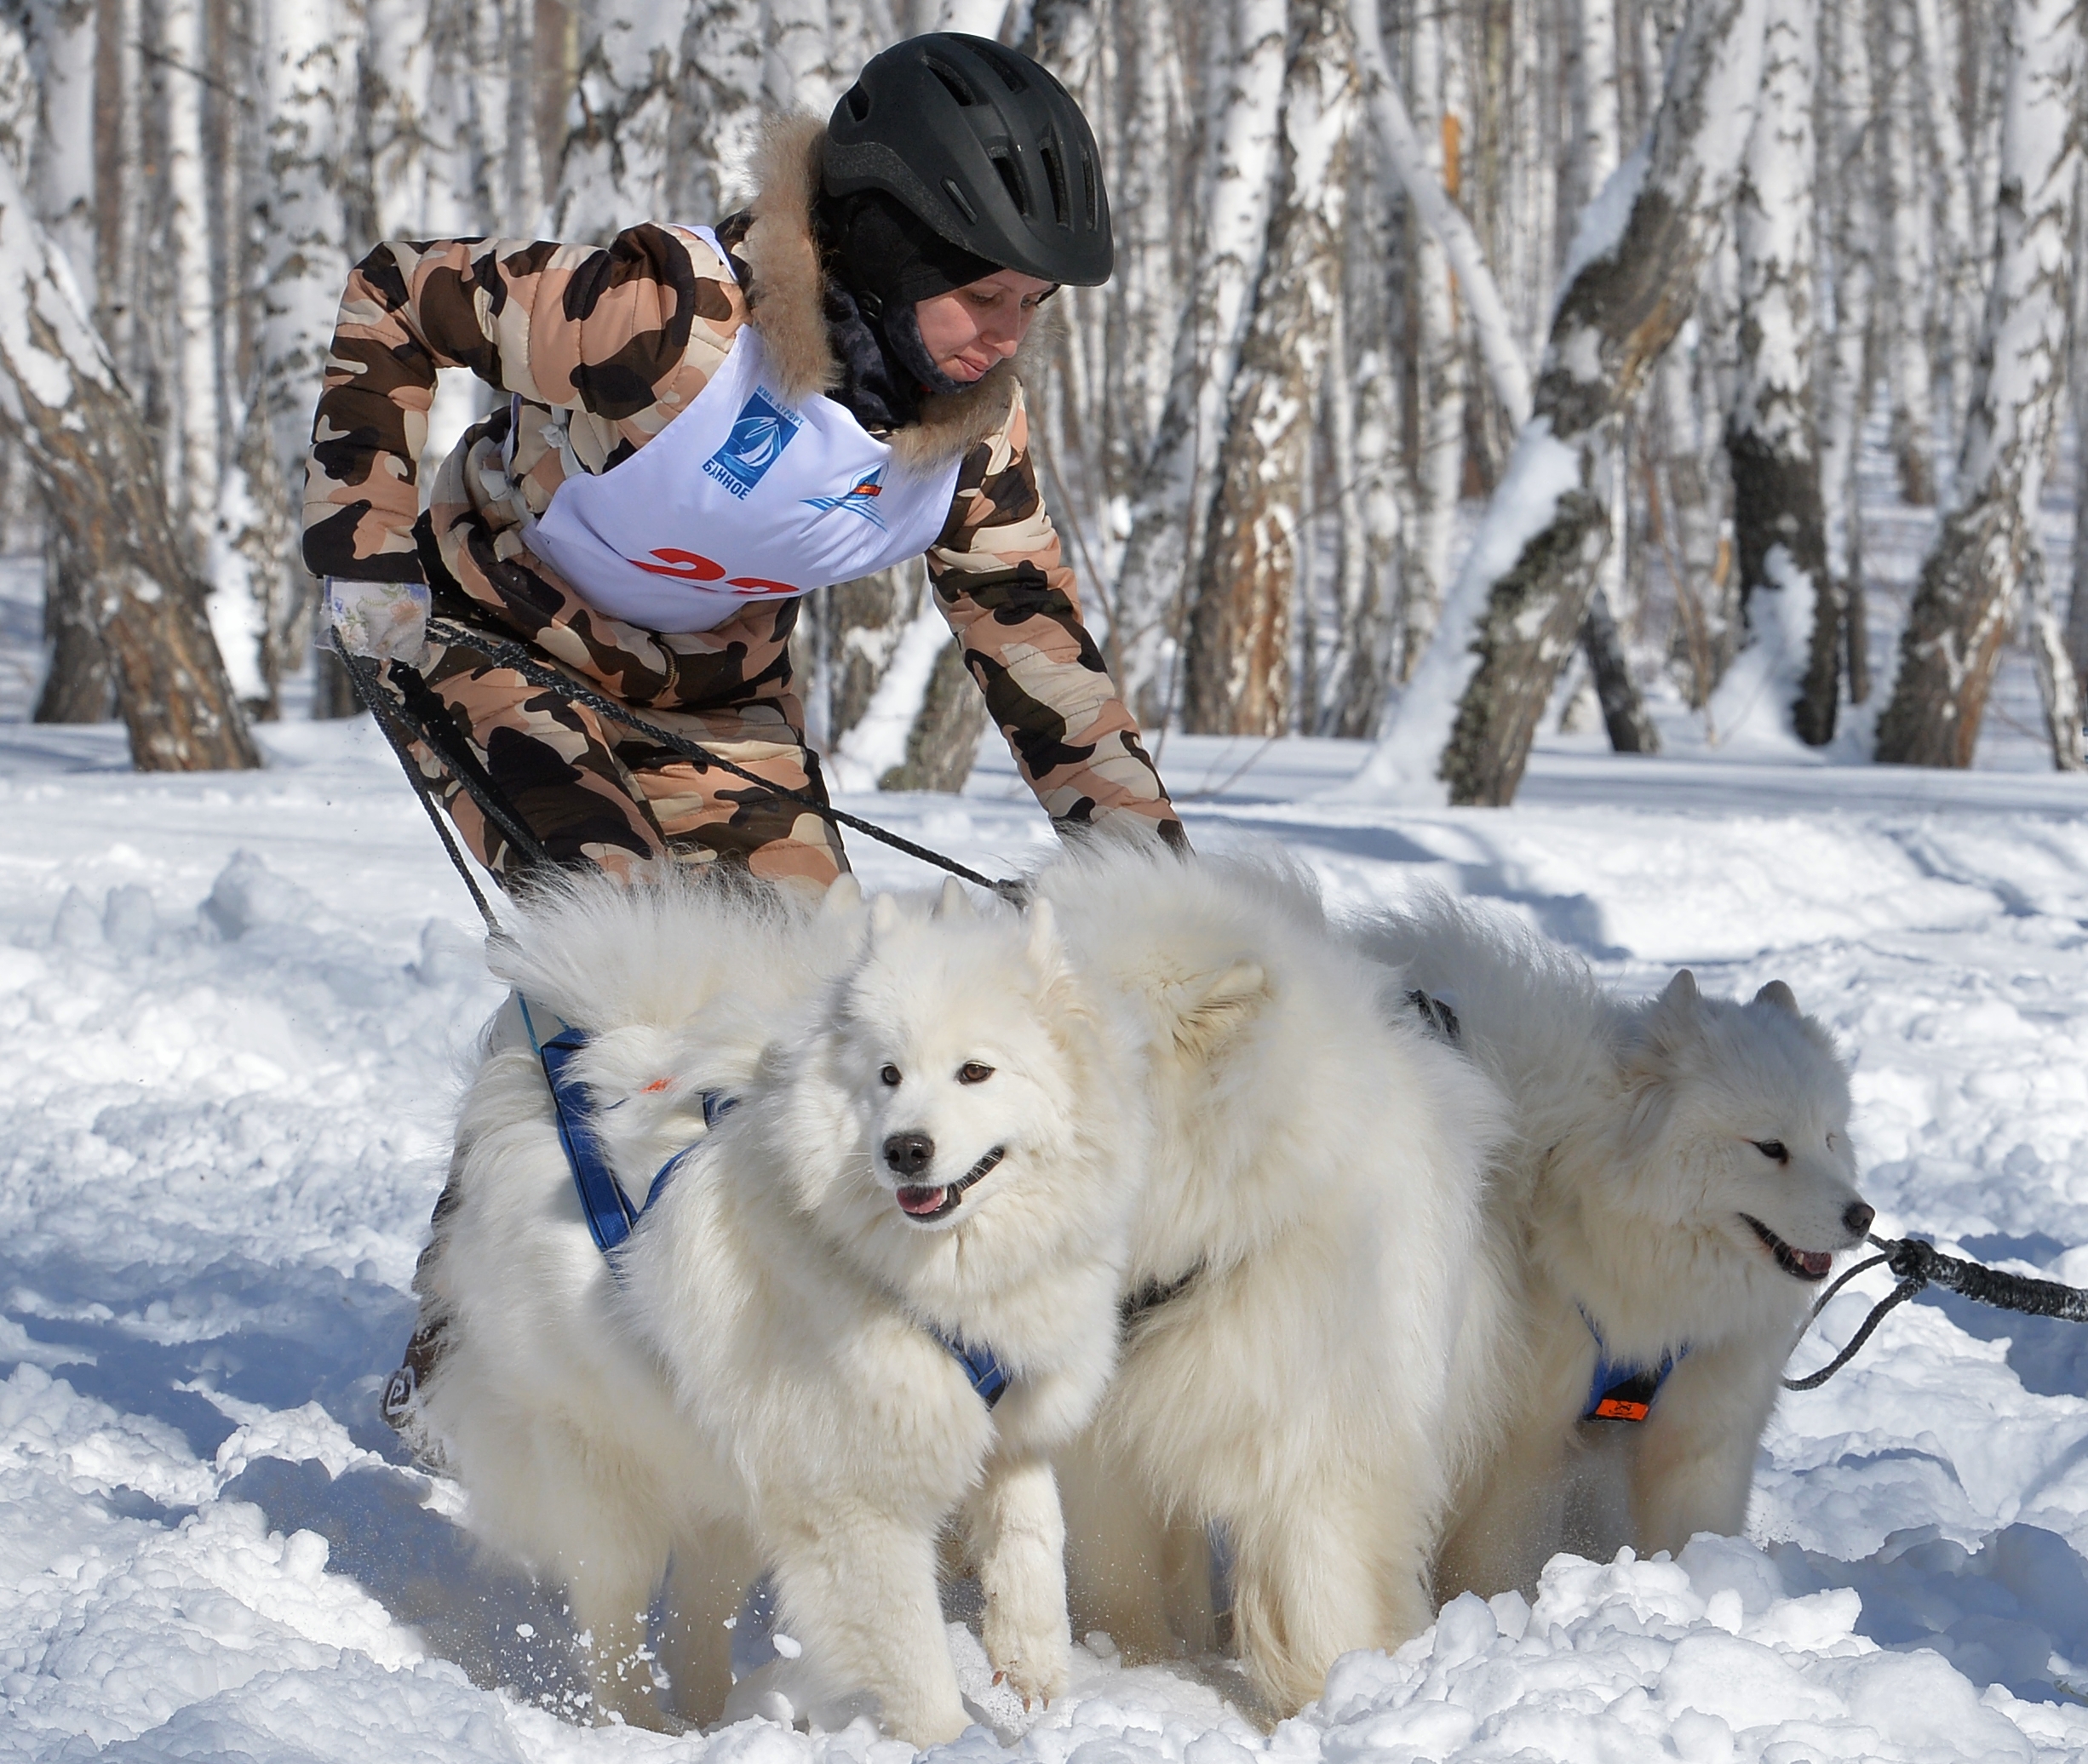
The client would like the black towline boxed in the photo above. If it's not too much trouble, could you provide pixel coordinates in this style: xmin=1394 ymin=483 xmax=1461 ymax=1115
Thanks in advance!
xmin=1784 ymin=1233 xmax=2088 ymax=1392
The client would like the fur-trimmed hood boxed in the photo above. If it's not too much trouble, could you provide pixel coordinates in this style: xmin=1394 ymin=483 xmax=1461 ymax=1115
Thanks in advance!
xmin=734 ymin=115 xmax=1052 ymax=472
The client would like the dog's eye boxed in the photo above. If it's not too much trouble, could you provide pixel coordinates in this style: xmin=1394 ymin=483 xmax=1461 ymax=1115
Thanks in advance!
xmin=880 ymin=1064 xmax=902 ymax=1087
xmin=1752 ymin=1139 xmax=1789 ymax=1162
xmin=958 ymin=1062 xmax=995 ymax=1085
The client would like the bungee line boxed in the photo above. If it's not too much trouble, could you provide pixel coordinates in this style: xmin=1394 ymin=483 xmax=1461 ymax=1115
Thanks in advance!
xmin=1784 ymin=1232 xmax=2088 ymax=1392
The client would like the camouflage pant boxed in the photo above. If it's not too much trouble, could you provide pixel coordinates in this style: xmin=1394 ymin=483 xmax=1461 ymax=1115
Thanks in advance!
xmin=374 ymin=623 xmax=850 ymax=892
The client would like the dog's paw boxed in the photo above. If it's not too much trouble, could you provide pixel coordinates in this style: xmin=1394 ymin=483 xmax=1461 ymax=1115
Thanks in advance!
xmin=982 ymin=1605 xmax=1070 ymax=1710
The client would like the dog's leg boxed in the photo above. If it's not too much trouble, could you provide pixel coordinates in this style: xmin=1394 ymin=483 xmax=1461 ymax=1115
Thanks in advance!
xmin=1225 ymin=1487 xmax=1419 ymax=1715
xmin=1628 ymin=1337 xmax=1784 ymax=1556
xmin=1434 ymin=1418 xmax=1575 ymax=1601
xmin=1160 ymin=1517 xmax=1219 ymax=1656
xmin=965 ymin=1452 xmax=1071 ymax=1708
xmin=565 ymin=1547 xmax=670 ymax=1729
xmin=1057 ymin=1433 xmax=1181 ymax=1663
xmin=764 ymin=1503 xmax=970 ymax=1744
xmin=657 ymin=1521 xmax=764 ymax=1727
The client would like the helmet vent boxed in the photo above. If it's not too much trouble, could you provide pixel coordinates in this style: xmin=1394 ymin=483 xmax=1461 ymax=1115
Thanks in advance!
xmin=1081 ymin=156 xmax=1098 ymax=228
xmin=978 ymin=47 xmax=1029 ymax=92
xmin=926 ymin=58 xmax=978 ymax=106
xmin=1040 ymin=142 xmax=1070 ymax=227
xmin=943 ymin=177 xmax=979 ymax=223
xmin=991 ymin=153 xmax=1028 ymax=216
xmin=844 ymin=83 xmax=869 ymax=122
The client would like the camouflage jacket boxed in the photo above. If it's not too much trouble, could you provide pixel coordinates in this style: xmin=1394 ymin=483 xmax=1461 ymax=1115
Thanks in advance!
xmin=304 ymin=117 xmax=1180 ymax=845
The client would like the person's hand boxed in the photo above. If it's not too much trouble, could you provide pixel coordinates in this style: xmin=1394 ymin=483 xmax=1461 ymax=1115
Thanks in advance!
xmin=326 ymin=578 xmax=429 ymax=664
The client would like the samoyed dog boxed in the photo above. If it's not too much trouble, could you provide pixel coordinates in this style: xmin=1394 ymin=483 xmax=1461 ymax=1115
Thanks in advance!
xmin=1034 ymin=844 xmax=1512 ymax=1715
xmin=1352 ymin=895 xmax=1873 ymax=1601
xmin=403 ymin=871 xmax=1147 ymax=1741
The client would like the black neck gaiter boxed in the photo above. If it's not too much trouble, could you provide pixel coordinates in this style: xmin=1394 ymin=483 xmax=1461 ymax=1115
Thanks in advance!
xmin=813 ymin=188 xmax=996 ymax=430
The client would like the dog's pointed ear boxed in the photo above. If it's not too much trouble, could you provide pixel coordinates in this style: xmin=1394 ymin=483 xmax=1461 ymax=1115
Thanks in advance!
xmin=1754 ymin=979 xmax=1799 ymax=1016
xmin=869 ymin=892 xmax=903 ymax=937
xmin=1660 ymin=969 xmax=1700 ymax=1013
xmin=1164 ymin=959 xmax=1268 ymax=1058
xmin=820 ymin=874 xmax=864 ymax=918
xmin=933 ymin=877 xmax=973 ymax=920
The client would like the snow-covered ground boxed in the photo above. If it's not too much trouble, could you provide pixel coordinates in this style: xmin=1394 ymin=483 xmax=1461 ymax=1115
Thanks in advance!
xmin=7 ymin=708 xmax=2088 ymax=1763
xmin=9 ymin=441 xmax=2088 ymax=1761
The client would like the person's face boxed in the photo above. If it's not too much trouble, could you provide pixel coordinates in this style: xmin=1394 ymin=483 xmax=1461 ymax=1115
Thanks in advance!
xmin=911 ymin=270 xmax=1057 ymax=382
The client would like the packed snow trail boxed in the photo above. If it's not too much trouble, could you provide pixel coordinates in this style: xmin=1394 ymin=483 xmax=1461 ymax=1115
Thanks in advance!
xmin=6 ymin=715 xmax=2088 ymax=1761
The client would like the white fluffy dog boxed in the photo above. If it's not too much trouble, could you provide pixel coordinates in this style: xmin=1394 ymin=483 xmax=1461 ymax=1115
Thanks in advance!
xmin=403 ymin=871 xmax=1146 ymax=1741
xmin=1352 ymin=895 xmax=1873 ymax=1601
xmin=1035 ymin=845 xmax=1512 ymax=1715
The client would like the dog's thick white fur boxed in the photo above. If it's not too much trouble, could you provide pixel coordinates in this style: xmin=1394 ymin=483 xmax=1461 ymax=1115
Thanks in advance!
xmin=1353 ymin=895 xmax=1873 ymax=1601
xmin=1033 ymin=845 xmax=1512 ymax=1715
xmin=406 ymin=871 xmax=1147 ymax=1742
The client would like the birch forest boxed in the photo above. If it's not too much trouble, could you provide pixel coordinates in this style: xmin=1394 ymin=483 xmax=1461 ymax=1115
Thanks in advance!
xmin=6 ymin=0 xmax=2086 ymax=803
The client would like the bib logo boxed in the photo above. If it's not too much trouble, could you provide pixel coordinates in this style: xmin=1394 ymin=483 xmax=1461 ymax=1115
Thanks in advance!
xmin=703 ymin=389 xmax=802 ymax=500
xmin=803 ymin=467 xmax=886 ymax=530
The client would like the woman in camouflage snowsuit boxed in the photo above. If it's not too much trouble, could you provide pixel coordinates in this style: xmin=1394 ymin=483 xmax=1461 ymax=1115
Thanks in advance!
xmin=306 ymin=34 xmax=1181 ymax=892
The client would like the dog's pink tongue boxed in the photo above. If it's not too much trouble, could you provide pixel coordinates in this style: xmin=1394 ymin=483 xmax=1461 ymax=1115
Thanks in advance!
xmin=898 ymin=1185 xmax=948 ymax=1217
xmin=1798 ymin=1248 xmax=1833 ymax=1278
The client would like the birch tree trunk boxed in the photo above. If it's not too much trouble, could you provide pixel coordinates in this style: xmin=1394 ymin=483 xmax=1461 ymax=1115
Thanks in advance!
xmin=1725 ymin=0 xmax=1833 ymax=743
xmin=1351 ymin=0 xmax=1767 ymax=806
xmin=1877 ymin=0 xmax=1938 ymax=505
xmin=25 ymin=0 xmax=106 ymax=722
xmin=1110 ymin=0 xmax=1288 ymax=717
xmin=2068 ymin=156 xmax=2088 ymax=684
xmin=1396 ymin=0 xmax=1466 ymax=680
xmin=1820 ymin=0 xmax=1876 ymax=705
xmin=1182 ymin=0 xmax=1352 ymax=734
xmin=1874 ymin=0 xmax=2083 ymax=770
xmin=0 ymin=117 xmax=258 ymax=769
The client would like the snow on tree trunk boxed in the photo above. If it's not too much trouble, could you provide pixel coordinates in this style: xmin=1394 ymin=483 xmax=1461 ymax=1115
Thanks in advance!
xmin=1181 ymin=0 xmax=1353 ymax=736
xmin=1109 ymin=0 xmax=1288 ymax=719
xmin=1877 ymin=0 xmax=1938 ymax=506
xmin=0 ymin=111 xmax=259 ymax=769
xmin=28 ymin=0 xmax=96 ymax=286
xmin=1819 ymin=0 xmax=1876 ymax=706
xmin=1349 ymin=0 xmax=1767 ymax=807
xmin=1873 ymin=0 xmax=2083 ymax=770
xmin=1724 ymin=0 xmax=1833 ymax=744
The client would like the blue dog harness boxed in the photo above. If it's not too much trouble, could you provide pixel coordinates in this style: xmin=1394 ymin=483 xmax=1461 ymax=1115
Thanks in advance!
xmin=519 ymin=999 xmax=1012 ymax=1408
xmin=1579 ymin=1306 xmax=1687 ymax=1423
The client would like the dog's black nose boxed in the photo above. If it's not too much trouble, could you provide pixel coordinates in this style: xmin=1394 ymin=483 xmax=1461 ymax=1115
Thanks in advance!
xmin=885 ymin=1132 xmax=934 ymax=1177
xmin=1844 ymin=1201 xmax=1875 ymax=1238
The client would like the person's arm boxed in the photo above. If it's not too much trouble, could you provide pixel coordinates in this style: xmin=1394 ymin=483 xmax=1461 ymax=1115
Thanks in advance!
xmin=303 ymin=224 xmax=743 ymax=582
xmin=925 ymin=383 xmax=1186 ymax=849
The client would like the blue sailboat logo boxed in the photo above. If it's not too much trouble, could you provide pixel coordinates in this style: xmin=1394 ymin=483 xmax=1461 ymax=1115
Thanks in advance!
xmin=703 ymin=390 xmax=804 ymax=500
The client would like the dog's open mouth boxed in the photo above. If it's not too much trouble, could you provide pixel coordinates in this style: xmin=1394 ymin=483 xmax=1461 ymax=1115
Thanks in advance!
xmin=1742 ymin=1214 xmax=1834 ymax=1281
xmin=896 ymin=1147 xmax=1006 ymax=1223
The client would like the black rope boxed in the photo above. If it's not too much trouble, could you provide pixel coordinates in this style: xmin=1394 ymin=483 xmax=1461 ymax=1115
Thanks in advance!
xmin=340 ymin=650 xmax=505 ymax=934
xmin=424 ymin=616 xmax=1019 ymax=898
xmin=1785 ymin=1234 xmax=2088 ymax=1391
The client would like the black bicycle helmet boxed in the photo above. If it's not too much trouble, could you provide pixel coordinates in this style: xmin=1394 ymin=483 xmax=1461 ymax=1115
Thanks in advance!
xmin=823 ymin=33 xmax=1113 ymax=288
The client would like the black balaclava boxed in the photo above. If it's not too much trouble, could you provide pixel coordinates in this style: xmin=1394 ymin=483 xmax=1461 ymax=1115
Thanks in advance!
xmin=813 ymin=186 xmax=1001 ymax=430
